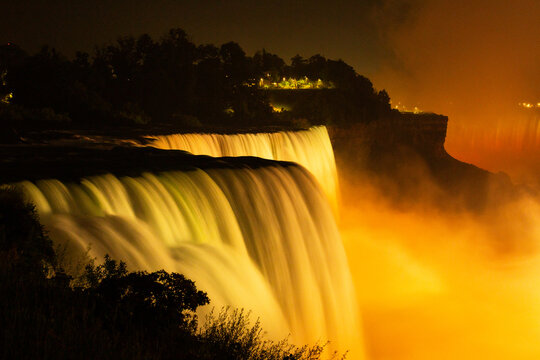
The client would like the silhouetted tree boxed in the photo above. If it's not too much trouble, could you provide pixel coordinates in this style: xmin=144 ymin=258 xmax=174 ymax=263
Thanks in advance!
xmin=289 ymin=54 xmax=308 ymax=78
xmin=0 ymin=187 xmax=56 ymax=278
xmin=306 ymin=54 xmax=327 ymax=80
xmin=0 ymin=27 xmax=396 ymax=133
xmin=253 ymin=49 xmax=285 ymax=81
xmin=0 ymin=187 xmax=334 ymax=359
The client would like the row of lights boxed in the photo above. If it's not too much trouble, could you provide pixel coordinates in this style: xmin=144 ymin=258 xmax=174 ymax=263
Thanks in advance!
xmin=519 ymin=102 xmax=540 ymax=109
xmin=392 ymin=102 xmax=423 ymax=114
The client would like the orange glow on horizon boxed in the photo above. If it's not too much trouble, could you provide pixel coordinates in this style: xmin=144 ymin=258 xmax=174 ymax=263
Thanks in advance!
xmin=370 ymin=0 xmax=539 ymax=188
xmin=338 ymin=172 xmax=540 ymax=359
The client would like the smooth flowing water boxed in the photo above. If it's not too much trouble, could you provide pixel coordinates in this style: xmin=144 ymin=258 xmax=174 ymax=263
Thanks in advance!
xmin=147 ymin=126 xmax=339 ymax=207
xmin=18 ymin=164 xmax=362 ymax=355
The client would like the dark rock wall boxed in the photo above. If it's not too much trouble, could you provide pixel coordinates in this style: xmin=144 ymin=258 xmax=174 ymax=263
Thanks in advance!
xmin=328 ymin=113 xmax=449 ymax=163
xmin=329 ymin=113 xmax=518 ymax=212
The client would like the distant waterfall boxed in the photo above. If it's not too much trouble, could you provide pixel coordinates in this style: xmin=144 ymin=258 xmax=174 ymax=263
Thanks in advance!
xmin=445 ymin=110 xmax=540 ymax=184
xmin=18 ymin=163 xmax=361 ymax=353
xmin=147 ymin=126 xmax=339 ymax=208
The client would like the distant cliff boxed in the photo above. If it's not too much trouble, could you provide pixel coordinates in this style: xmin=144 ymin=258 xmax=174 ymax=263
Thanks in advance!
xmin=328 ymin=112 xmax=517 ymax=211
xmin=329 ymin=112 xmax=448 ymax=163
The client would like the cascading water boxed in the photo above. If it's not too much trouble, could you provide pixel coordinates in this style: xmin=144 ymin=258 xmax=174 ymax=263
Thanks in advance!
xmin=147 ymin=126 xmax=339 ymax=207
xmin=445 ymin=109 xmax=540 ymax=186
xmin=17 ymin=163 xmax=362 ymax=355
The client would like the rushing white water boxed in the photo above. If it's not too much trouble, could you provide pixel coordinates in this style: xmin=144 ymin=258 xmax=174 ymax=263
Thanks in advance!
xmin=18 ymin=163 xmax=361 ymax=354
xmin=147 ymin=126 xmax=339 ymax=208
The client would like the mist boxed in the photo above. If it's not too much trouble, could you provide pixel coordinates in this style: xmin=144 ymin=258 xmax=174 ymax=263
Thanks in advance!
xmin=371 ymin=0 xmax=540 ymax=183
xmin=354 ymin=4 xmax=540 ymax=354
xmin=338 ymin=151 xmax=540 ymax=359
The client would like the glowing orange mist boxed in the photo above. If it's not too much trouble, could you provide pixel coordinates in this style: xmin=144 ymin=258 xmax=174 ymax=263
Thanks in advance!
xmin=339 ymin=177 xmax=540 ymax=359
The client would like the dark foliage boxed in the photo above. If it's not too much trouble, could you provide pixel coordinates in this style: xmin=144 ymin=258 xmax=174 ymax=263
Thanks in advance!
xmin=0 ymin=187 xmax=56 ymax=277
xmin=198 ymin=308 xmax=339 ymax=360
xmin=0 ymin=28 xmax=392 ymax=138
xmin=0 ymin=188 xmax=333 ymax=359
xmin=80 ymin=256 xmax=209 ymax=333
xmin=0 ymin=188 xmax=208 ymax=358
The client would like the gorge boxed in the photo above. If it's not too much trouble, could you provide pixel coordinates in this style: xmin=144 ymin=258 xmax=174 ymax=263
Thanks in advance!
xmin=1 ymin=19 xmax=538 ymax=358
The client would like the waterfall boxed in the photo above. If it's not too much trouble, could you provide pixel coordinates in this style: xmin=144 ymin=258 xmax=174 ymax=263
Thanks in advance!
xmin=17 ymin=162 xmax=361 ymax=353
xmin=445 ymin=110 xmax=540 ymax=184
xmin=147 ymin=126 xmax=339 ymax=208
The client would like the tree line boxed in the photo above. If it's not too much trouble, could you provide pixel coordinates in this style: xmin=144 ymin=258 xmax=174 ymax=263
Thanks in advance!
xmin=0 ymin=28 xmax=393 ymax=139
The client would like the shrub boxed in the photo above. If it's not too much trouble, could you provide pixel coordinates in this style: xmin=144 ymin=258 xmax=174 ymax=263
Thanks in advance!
xmin=79 ymin=255 xmax=210 ymax=332
xmin=198 ymin=308 xmax=340 ymax=360
xmin=0 ymin=186 xmax=56 ymax=277
xmin=0 ymin=188 xmax=338 ymax=359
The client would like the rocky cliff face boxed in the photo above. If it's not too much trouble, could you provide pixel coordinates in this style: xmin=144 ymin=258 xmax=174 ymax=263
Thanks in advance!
xmin=328 ymin=113 xmax=517 ymax=211
xmin=328 ymin=113 xmax=449 ymax=162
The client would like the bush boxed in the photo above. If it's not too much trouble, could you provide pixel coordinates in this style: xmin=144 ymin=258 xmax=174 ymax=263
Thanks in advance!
xmin=0 ymin=187 xmax=338 ymax=359
xmin=198 ymin=308 xmax=340 ymax=360
xmin=0 ymin=186 xmax=56 ymax=277
xmin=79 ymin=255 xmax=209 ymax=332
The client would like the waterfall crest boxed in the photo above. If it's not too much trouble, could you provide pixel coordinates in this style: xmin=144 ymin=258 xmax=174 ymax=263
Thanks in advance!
xmin=18 ymin=163 xmax=361 ymax=353
xmin=147 ymin=126 xmax=339 ymax=207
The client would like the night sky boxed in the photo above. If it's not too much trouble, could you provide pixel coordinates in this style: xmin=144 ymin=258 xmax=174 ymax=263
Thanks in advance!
xmin=0 ymin=0 xmax=405 ymax=76
xmin=2 ymin=0 xmax=538 ymax=115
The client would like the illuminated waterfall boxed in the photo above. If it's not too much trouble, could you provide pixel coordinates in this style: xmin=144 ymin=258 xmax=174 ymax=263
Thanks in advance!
xmin=446 ymin=110 xmax=540 ymax=184
xmin=147 ymin=126 xmax=339 ymax=207
xmin=18 ymin=163 xmax=361 ymax=353
xmin=447 ymin=112 xmax=540 ymax=155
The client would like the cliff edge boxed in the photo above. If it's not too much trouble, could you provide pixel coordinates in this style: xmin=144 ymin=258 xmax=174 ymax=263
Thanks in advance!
xmin=329 ymin=113 xmax=516 ymax=211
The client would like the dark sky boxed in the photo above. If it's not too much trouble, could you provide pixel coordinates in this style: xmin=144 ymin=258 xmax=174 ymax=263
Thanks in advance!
xmin=0 ymin=0 xmax=403 ymax=78
xmin=1 ymin=0 xmax=538 ymax=115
